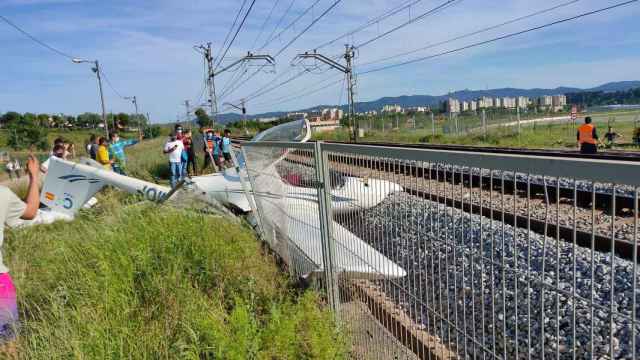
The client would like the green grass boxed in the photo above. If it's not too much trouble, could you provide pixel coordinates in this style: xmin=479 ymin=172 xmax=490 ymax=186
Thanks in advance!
xmin=2 ymin=136 xmax=348 ymax=358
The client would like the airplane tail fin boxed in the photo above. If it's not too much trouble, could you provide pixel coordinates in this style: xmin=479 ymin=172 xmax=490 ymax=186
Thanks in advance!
xmin=40 ymin=157 xmax=106 ymax=216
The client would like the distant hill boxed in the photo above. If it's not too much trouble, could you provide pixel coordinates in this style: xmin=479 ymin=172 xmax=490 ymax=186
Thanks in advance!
xmin=214 ymin=80 xmax=640 ymax=124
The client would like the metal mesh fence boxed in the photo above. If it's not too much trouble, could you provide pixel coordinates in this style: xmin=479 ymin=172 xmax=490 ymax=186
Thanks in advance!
xmin=243 ymin=140 xmax=640 ymax=360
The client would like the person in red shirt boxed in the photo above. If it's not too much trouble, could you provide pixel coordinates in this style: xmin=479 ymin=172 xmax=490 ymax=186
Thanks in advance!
xmin=183 ymin=129 xmax=197 ymax=176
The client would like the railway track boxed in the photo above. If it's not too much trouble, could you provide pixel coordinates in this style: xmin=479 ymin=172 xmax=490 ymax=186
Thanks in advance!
xmin=235 ymin=138 xmax=639 ymax=259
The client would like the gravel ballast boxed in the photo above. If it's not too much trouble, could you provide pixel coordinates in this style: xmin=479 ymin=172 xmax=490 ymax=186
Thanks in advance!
xmin=337 ymin=192 xmax=640 ymax=359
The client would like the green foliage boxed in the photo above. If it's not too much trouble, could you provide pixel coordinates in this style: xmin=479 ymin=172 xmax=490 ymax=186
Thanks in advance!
xmin=6 ymin=118 xmax=49 ymax=150
xmin=6 ymin=201 xmax=347 ymax=359
xmin=567 ymin=87 xmax=640 ymax=106
xmin=195 ymin=108 xmax=211 ymax=128
xmin=143 ymin=125 xmax=162 ymax=139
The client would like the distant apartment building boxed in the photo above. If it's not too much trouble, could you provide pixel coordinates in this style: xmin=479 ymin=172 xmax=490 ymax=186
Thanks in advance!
xmin=552 ymin=95 xmax=567 ymax=112
xmin=382 ymin=104 xmax=404 ymax=113
xmin=502 ymin=97 xmax=516 ymax=109
xmin=309 ymin=108 xmax=341 ymax=133
xmin=442 ymin=98 xmax=461 ymax=113
xmin=538 ymin=95 xmax=553 ymax=109
xmin=321 ymin=108 xmax=344 ymax=121
xmin=516 ymin=96 xmax=530 ymax=109
xmin=406 ymin=106 xmax=430 ymax=113
xmin=461 ymin=101 xmax=469 ymax=112
xmin=287 ymin=112 xmax=308 ymax=121
xmin=493 ymin=97 xmax=502 ymax=108
xmin=477 ymin=97 xmax=493 ymax=109
xmin=469 ymin=100 xmax=477 ymax=111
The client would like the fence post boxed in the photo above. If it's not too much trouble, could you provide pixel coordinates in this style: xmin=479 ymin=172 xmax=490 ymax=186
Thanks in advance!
xmin=431 ymin=112 xmax=435 ymax=137
xmin=482 ymin=109 xmax=487 ymax=140
xmin=240 ymin=147 xmax=265 ymax=238
xmin=313 ymin=141 xmax=340 ymax=316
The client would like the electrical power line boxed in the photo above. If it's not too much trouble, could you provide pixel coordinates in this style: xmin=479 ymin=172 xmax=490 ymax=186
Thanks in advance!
xmin=251 ymin=0 xmax=282 ymax=49
xmin=356 ymin=0 xmax=461 ymax=49
xmin=260 ymin=0 xmax=322 ymax=52
xmin=358 ymin=0 xmax=582 ymax=68
xmin=253 ymin=77 xmax=344 ymax=108
xmin=100 ymin=69 xmax=127 ymax=99
xmin=358 ymin=0 xmax=638 ymax=76
xmin=0 ymin=14 xmax=76 ymax=60
xmin=315 ymin=0 xmax=425 ymax=50
xmin=221 ymin=0 xmax=344 ymax=101
xmin=222 ymin=0 xmax=328 ymax=100
xmin=215 ymin=0 xmax=249 ymax=65
xmin=259 ymin=0 xmax=298 ymax=51
xmin=215 ymin=0 xmax=258 ymax=69
xmin=252 ymin=73 xmax=343 ymax=107
xmin=274 ymin=0 xmax=343 ymax=58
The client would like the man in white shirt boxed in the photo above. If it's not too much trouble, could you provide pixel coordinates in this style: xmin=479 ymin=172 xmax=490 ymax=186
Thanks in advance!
xmin=4 ymin=161 xmax=14 ymax=181
xmin=163 ymin=135 xmax=184 ymax=188
xmin=0 ymin=155 xmax=40 ymax=345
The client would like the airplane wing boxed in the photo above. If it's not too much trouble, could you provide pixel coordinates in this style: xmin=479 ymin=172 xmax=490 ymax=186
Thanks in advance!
xmin=256 ymin=184 xmax=406 ymax=280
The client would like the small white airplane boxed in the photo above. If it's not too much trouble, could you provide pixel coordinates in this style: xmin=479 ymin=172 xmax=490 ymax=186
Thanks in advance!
xmin=21 ymin=120 xmax=406 ymax=280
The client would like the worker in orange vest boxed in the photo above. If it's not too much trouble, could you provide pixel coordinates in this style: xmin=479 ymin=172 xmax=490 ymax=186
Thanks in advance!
xmin=576 ymin=117 xmax=601 ymax=154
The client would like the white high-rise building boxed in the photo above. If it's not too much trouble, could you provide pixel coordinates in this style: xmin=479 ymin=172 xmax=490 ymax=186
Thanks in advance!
xmin=552 ymin=95 xmax=567 ymax=112
xmin=517 ymin=96 xmax=530 ymax=109
xmin=477 ymin=97 xmax=493 ymax=109
xmin=442 ymin=98 xmax=461 ymax=113
xmin=502 ymin=97 xmax=516 ymax=109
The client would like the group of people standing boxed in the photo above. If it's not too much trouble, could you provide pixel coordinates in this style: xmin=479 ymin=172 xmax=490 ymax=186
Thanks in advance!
xmin=85 ymin=133 xmax=140 ymax=175
xmin=164 ymin=124 xmax=233 ymax=188
xmin=3 ymin=159 xmax=22 ymax=181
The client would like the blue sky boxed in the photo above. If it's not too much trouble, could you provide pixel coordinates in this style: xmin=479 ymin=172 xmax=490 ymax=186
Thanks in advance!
xmin=1 ymin=0 xmax=639 ymax=122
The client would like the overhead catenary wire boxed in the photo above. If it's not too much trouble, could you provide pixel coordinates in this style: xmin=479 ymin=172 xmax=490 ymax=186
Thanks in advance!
xmin=259 ymin=0 xmax=298 ymax=51
xmin=0 ymin=14 xmax=76 ymax=60
xmin=222 ymin=0 xmax=337 ymax=100
xmin=259 ymin=0 xmax=322 ymax=52
xmin=358 ymin=0 xmax=582 ymax=68
xmin=357 ymin=0 xmax=639 ymax=76
xmin=251 ymin=0 xmax=282 ymax=50
xmin=252 ymin=73 xmax=343 ymax=107
xmin=315 ymin=0 xmax=425 ymax=50
xmin=356 ymin=0 xmax=461 ymax=49
xmin=234 ymin=53 xmax=344 ymax=104
xmin=215 ymin=0 xmax=249 ymax=66
xmin=253 ymin=77 xmax=344 ymax=109
xmin=220 ymin=0 xmax=343 ymax=102
xmin=214 ymin=0 xmax=258 ymax=70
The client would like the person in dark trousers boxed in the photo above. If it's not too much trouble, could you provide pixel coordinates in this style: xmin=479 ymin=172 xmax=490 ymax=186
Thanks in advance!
xmin=183 ymin=129 xmax=197 ymax=176
xmin=88 ymin=135 xmax=99 ymax=160
xmin=577 ymin=117 xmax=600 ymax=154
xmin=202 ymin=129 xmax=217 ymax=173
xmin=222 ymin=129 xmax=232 ymax=167
xmin=604 ymin=126 xmax=623 ymax=148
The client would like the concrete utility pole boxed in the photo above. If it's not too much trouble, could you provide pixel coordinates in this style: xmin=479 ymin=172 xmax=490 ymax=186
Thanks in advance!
xmin=125 ymin=96 xmax=142 ymax=139
xmin=482 ymin=109 xmax=487 ymax=140
xmin=73 ymin=58 xmax=108 ymax=138
xmin=295 ymin=45 xmax=358 ymax=142
xmin=431 ymin=112 xmax=435 ymax=137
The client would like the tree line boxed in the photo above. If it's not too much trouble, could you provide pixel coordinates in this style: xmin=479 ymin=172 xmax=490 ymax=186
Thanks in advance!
xmin=567 ymin=87 xmax=640 ymax=107
xmin=0 ymin=111 xmax=147 ymax=130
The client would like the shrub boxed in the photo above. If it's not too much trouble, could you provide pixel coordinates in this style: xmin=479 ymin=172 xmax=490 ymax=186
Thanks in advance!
xmin=5 ymin=203 xmax=347 ymax=358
